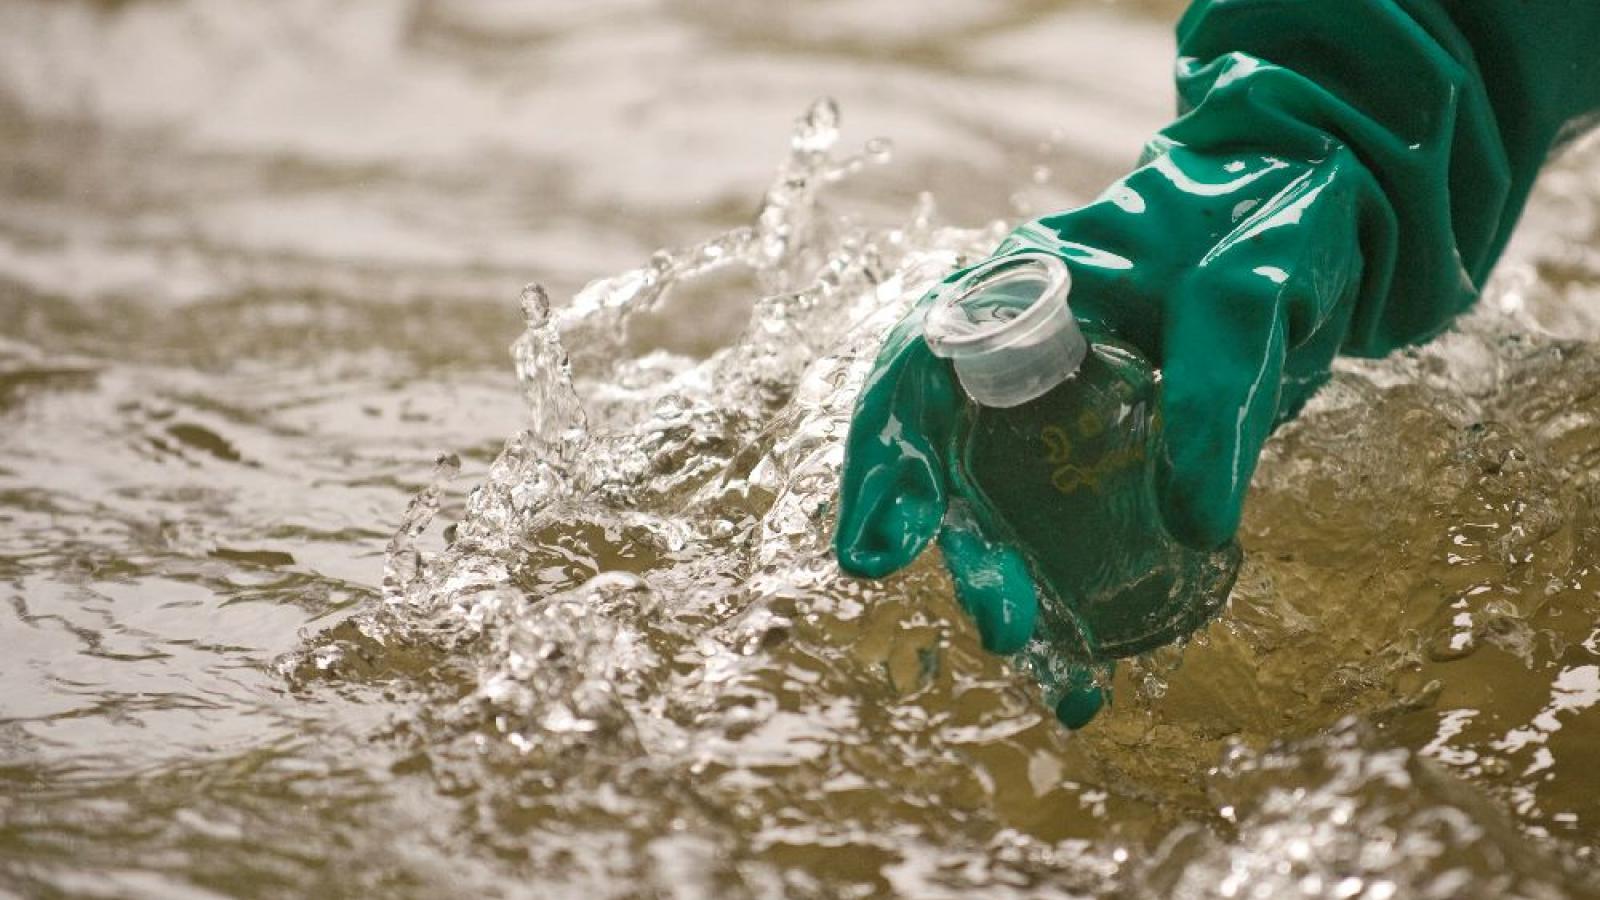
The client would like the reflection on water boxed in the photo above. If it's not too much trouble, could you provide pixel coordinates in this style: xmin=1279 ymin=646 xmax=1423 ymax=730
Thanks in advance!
xmin=3 ymin=1 xmax=1600 ymax=897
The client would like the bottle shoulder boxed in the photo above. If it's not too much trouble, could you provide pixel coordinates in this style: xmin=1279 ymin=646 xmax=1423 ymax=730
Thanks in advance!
xmin=1060 ymin=331 xmax=1158 ymax=405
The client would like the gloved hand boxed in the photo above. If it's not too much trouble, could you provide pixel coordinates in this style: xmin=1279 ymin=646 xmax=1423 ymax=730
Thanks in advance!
xmin=834 ymin=0 xmax=1600 ymax=728
xmin=834 ymin=143 xmax=1371 ymax=726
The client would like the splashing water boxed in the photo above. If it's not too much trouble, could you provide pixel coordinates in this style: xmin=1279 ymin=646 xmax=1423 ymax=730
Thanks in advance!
xmin=285 ymin=99 xmax=1110 ymax=896
xmin=279 ymin=104 xmax=1600 ymax=897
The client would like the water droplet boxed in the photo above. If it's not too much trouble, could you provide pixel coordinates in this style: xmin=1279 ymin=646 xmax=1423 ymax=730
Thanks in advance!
xmin=520 ymin=282 xmax=550 ymax=327
xmin=792 ymin=97 xmax=841 ymax=155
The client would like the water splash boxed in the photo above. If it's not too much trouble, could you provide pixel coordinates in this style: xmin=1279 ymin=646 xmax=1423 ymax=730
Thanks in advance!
xmin=382 ymin=452 xmax=462 ymax=612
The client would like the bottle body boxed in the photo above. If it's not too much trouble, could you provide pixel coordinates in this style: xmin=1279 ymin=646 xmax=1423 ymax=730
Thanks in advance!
xmin=954 ymin=329 xmax=1241 ymax=669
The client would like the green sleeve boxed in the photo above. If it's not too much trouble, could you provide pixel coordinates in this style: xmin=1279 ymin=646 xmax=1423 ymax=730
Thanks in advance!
xmin=1172 ymin=0 xmax=1600 ymax=356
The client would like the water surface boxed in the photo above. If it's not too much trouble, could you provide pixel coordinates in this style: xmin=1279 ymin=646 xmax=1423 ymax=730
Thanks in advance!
xmin=3 ymin=1 xmax=1600 ymax=897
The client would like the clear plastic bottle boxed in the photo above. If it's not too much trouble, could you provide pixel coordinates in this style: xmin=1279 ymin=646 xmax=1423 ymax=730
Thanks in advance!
xmin=924 ymin=252 xmax=1241 ymax=704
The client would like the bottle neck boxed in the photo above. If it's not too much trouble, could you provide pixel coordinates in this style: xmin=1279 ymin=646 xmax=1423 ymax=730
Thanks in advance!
xmin=923 ymin=251 xmax=1085 ymax=409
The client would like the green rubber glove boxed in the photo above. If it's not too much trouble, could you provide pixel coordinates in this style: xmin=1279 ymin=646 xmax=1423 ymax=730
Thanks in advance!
xmin=835 ymin=0 xmax=1600 ymax=727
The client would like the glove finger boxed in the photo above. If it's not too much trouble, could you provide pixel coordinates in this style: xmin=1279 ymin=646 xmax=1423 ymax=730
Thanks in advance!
xmin=835 ymin=313 xmax=962 ymax=578
xmin=1155 ymin=265 xmax=1289 ymax=550
xmin=935 ymin=504 xmax=1039 ymax=655
xmin=1054 ymin=662 xmax=1109 ymax=730
xmin=1156 ymin=166 xmax=1366 ymax=549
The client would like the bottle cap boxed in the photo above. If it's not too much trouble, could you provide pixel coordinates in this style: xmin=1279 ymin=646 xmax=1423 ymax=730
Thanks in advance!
xmin=923 ymin=251 xmax=1085 ymax=408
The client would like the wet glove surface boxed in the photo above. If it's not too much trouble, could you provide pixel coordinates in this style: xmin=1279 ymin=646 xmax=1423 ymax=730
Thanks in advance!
xmin=835 ymin=0 xmax=1600 ymax=728
xmin=834 ymin=144 xmax=1368 ymax=724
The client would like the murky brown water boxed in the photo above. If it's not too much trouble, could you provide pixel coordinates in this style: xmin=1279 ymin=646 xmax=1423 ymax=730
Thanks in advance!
xmin=3 ymin=2 xmax=1599 ymax=897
